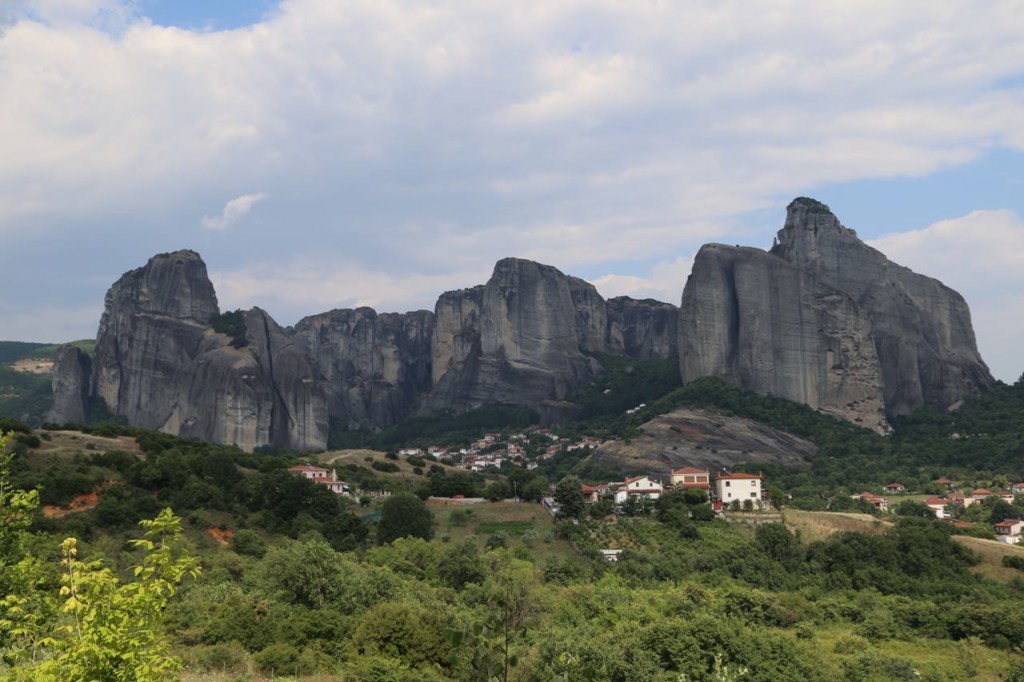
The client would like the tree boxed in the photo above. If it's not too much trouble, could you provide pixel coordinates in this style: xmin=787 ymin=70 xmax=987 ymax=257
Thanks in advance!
xmin=377 ymin=493 xmax=434 ymax=544
xmin=554 ymin=477 xmax=585 ymax=519
xmin=3 ymin=507 xmax=201 ymax=680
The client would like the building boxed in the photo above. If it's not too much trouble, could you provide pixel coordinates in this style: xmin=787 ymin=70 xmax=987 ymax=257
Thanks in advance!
xmin=613 ymin=476 xmax=664 ymax=504
xmin=923 ymin=497 xmax=950 ymax=519
xmin=994 ymin=519 xmax=1024 ymax=545
xmin=852 ymin=491 xmax=888 ymax=512
xmin=715 ymin=472 xmax=764 ymax=506
xmin=884 ymin=482 xmax=906 ymax=493
xmin=670 ymin=467 xmax=711 ymax=491
xmin=288 ymin=465 xmax=350 ymax=496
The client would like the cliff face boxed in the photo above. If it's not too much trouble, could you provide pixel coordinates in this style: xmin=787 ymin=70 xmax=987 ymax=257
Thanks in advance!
xmin=606 ymin=296 xmax=679 ymax=359
xmin=679 ymin=198 xmax=993 ymax=430
xmin=292 ymin=307 xmax=434 ymax=429
xmin=46 ymin=345 xmax=91 ymax=424
xmin=426 ymin=258 xmax=601 ymax=412
xmin=59 ymin=251 xmax=328 ymax=451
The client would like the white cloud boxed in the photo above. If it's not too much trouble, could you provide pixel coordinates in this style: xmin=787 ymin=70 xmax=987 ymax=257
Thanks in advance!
xmin=591 ymin=256 xmax=693 ymax=305
xmin=0 ymin=0 xmax=1022 ymax=380
xmin=869 ymin=209 xmax=1024 ymax=383
xmin=201 ymin=193 xmax=268 ymax=231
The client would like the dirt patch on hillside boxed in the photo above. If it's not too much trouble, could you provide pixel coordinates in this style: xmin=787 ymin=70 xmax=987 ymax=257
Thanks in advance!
xmin=207 ymin=527 xmax=234 ymax=546
xmin=11 ymin=358 xmax=53 ymax=374
xmin=36 ymin=432 xmax=144 ymax=457
xmin=43 ymin=491 xmax=100 ymax=518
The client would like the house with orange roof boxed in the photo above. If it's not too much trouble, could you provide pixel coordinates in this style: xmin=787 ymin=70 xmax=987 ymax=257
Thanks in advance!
xmin=922 ymin=497 xmax=950 ymax=519
xmin=994 ymin=519 xmax=1024 ymax=545
xmin=581 ymin=483 xmax=611 ymax=504
xmin=715 ymin=472 xmax=764 ymax=507
xmin=613 ymin=476 xmax=664 ymax=504
xmin=971 ymin=488 xmax=993 ymax=504
xmin=1011 ymin=483 xmax=1024 ymax=496
xmin=288 ymin=465 xmax=350 ymax=495
xmin=670 ymin=466 xmax=711 ymax=491
xmin=883 ymin=482 xmax=906 ymax=493
xmin=933 ymin=476 xmax=955 ymax=489
xmin=851 ymin=491 xmax=888 ymax=512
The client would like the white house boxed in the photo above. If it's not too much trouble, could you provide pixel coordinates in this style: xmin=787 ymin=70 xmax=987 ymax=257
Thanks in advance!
xmin=715 ymin=472 xmax=764 ymax=506
xmin=288 ymin=465 xmax=350 ymax=496
xmin=994 ymin=518 xmax=1024 ymax=544
xmin=923 ymin=497 xmax=950 ymax=519
xmin=852 ymin=491 xmax=888 ymax=512
xmin=613 ymin=476 xmax=664 ymax=504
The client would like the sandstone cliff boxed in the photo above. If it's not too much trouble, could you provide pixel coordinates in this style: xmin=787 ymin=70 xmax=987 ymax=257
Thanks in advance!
xmin=292 ymin=307 xmax=434 ymax=429
xmin=679 ymin=198 xmax=993 ymax=430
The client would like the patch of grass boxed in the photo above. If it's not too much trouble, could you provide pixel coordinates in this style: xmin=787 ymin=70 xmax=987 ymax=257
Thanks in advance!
xmin=474 ymin=520 xmax=535 ymax=535
xmin=783 ymin=509 xmax=888 ymax=543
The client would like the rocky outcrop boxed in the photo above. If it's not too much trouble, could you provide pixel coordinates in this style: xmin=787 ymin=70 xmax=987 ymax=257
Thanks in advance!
xmin=60 ymin=250 xmax=328 ymax=451
xmin=679 ymin=198 xmax=993 ymax=430
xmin=426 ymin=258 xmax=601 ymax=412
xmin=292 ymin=307 xmax=434 ymax=429
xmin=592 ymin=407 xmax=817 ymax=474
xmin=606 ymin=297 xmax=678 ymax=359
xmin=46 ymin=346 xmax=91 ymax=424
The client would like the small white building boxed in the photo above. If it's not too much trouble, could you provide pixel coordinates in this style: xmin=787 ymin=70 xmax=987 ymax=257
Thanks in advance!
xmin=613 ymin=476 xmax=664 ymax=504
xmin=715 ymin=472 xmax=764 ymax=506
xmin=923 ymin=497 xmax=950 ymax=519
xmin=995 ymin=519 xmax=1024 ymax=544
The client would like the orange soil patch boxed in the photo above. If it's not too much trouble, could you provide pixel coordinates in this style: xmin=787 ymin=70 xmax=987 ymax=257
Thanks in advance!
xmin=207 ymin=527 xmax=234 ymax=546
xmin=43 ymin=491 xmax=100 ymax=518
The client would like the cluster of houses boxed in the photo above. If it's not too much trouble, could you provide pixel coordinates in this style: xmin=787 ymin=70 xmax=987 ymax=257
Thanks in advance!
xmin=580 ymin=466 xmax=768 ymax=511
xmin=399 ymin=430 xmax=602 ymax=473
xmin=851 ymin=478 xmax=1024 ymax=544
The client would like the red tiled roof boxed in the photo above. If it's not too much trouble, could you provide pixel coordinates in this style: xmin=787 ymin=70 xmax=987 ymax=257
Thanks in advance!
xmin=672 ymin=466 xmax=709 ymax=475
xmin=971 ymin=488 xmax=992 ymax=496
xmin=716 ymin=472 xmax=762 ymax=480
xmin=288 ymin=465 xmax=327 ymax=472
xmin=923 ymin=497 xmax=948 ymax=506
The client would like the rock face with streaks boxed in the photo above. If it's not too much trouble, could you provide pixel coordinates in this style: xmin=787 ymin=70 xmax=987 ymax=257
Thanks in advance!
xmin=606 ymin=296 xmax=679 ymax=359
xmin=46 ymin=345 xmax=91 ymax=425
xmin=426 ymin=258 xmax=602 ymax=412
xmin=50 ymin=251 xmax=328 ymax=451
xmin=292 ymin=307 xmax=434 ymax=429
xmin=679 ymin=198 xmax=993 ymax=430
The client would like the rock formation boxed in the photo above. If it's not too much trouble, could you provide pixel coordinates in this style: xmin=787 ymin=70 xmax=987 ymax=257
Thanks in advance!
xmin=426 ymin=258 xmax=602 ymax=413
xmin=292 ymin=307 xmax=434 ymax=429
xmin=46 ymin=345 xmax=91 ymax=424
xmin=51 ymin=251 xmax=328 ymax=451
xmin=680 ymin=198 xmax=993 ymax=430
xmin=606 ymin=296 xmax=679 ymax=359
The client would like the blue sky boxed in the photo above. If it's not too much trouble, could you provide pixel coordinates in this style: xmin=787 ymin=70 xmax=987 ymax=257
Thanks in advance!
xmin=2 ymin=0 xmax=1023 ymax=382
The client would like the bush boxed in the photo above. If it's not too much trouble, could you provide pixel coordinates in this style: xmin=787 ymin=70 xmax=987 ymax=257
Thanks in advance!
xmin=193 ymin=642 xmax=247 ymax=674
xmin=1003 ymin=554 xmax=1024 ymax=571
xmin=372 ymin=461 xmax=400 ymax=473
xmin=230 ymin=529 xmax=267 ymax=558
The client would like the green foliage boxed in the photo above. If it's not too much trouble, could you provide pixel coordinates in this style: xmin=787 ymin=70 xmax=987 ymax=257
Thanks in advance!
xmin=3 ymin=508 xmax=200 ymax=680
xmin=209 ymin=310 xmax=249 ymax=348
xmin=554 ymin=476 xmax=586 ymax=519
xmin=377 ymin=493 xmax=434 ymax=544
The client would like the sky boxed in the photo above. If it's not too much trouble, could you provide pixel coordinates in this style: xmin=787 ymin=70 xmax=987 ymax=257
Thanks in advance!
xmin=1 ymin=0 xmax=1023 ymax=383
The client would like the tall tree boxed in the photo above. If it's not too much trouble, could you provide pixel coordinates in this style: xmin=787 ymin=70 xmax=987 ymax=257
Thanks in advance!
xmin=377 ymin=493 xmax=434 ymax=544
